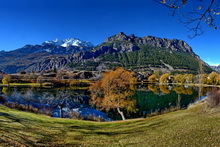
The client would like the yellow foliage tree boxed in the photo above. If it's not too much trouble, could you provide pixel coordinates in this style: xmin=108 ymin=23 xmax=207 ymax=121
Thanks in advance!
xmin=216 ymin=74 xmax=220 ymax=85
xmin=173 ymin=74 xmax=185 ymax=83
xmin=2 ymin=75 xmax=11 ymax=86
xmin=159 ymin=73 xmax=170 ymax=83
xmin=185 ymin=74 xmax=194 ymax=83
xmin=148 ymin=74 xmax=158 ymax=83
xmin=208 ymin=72 xmax=219 ymax=85
xmin=89 ymin=67 xmax=137 ymax=120
xmin=200 ymin=74 xmax=208 ymax=84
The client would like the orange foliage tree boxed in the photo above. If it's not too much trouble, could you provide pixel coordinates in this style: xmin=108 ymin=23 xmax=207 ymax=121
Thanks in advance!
xmin=89 ymin=67 xmax=137 ymax=120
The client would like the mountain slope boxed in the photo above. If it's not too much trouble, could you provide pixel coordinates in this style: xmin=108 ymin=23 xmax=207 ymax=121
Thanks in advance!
xmin=0 ymin=33 xmax=213 ymax=73
xmin=0 ymin=38 xmax=94 ymax=73
xmin=27 ymin=32 xmax=212 ymax=74
xmin=211 ymin=65 xmax=220 ymax=72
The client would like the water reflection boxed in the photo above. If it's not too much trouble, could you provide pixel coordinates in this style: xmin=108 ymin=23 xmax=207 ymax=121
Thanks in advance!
xmin=0 ymin=84 xmax=217 ymax=121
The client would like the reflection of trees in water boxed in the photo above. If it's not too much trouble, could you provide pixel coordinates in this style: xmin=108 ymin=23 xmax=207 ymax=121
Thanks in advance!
xmin=159 ymin=85 xmax=170 ymax=94
xmin=147 ymin=84 xmax=159 ymax=94
xmin=176 ymin=94 xmax=181 ymax=109
xmin=2 ymin=87 xmax=12 ymax=95
xmin=41 ymin=89 xmax=89 ymax=118
xmin=133 ymin=84 xmax=200 ymax=118
xmin=147 ymin=84 xmax=194 ymax=95
xmin=42 ymin=90 xmax=71 ymax=118
xmin=2 ymin=87 xmax=90 ymax=118
xmin=2 ymin=85 xmax=218 ymax=120
xmin=90 ymin=93 xmax=137 ymax=120
xmin=198 ymin=87 xmax=213 ymax=98
xmin=172 ymin=86 xmax=193 ymax=95
xmin=89 ymin=68 xmax=137 ymax=120
xmin=135 ymin=89 xmax=198 ymax=118
xmin=10 ymin=90 xmax=25 ymax=103
xmin=23 ymin=90 xmax=34 ymax=109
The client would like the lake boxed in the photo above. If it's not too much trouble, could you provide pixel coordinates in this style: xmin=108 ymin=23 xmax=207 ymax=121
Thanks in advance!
xmin=0 ymin=84 xmax=217 ymax=121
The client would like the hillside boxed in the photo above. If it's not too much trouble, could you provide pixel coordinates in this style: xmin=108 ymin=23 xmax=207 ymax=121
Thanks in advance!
xmin=0 ymin=102 xmax=219 ymax=146
xmin=31 ymin=32 xmax=212 ymax=74
xmin=0 ymin=33 xmax=213 ymax=74
xmin=0 ymin=38 xmax=94 ymax=73
xmin=211 ymin=65 xmax=220 ymax=72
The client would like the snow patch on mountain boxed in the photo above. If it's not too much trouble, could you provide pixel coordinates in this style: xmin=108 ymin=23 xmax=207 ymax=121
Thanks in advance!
xmin=44 ymin=38 xmax=94 ymax=48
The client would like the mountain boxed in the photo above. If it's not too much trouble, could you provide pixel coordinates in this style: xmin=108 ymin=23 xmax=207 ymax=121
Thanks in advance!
xmin=10 ymin=38 xmax=94 ymax=55
xmin=44 ymin=38 xmax=94 ymax=48
xmin=26 ymin=32 xmax=212 ymax=74
xmin=0 ymin=38 xmax=94 ymax=73
xmin=0 ymin=33 xmax=213 ymax=74
xmin=211 ymin=65 xmax=220 ymax=72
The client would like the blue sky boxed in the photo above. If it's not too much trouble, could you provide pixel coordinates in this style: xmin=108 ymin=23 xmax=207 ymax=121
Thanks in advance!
xmin=0 ymin=0 xmax=219 ymax=65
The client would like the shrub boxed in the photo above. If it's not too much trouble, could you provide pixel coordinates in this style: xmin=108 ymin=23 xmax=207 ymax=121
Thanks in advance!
xmin=207 ymin=88 xmax=220 ymax=108
xmin=2 ymin=75 xmax=11 ymax=86
xmin=0 ymin=96 xmax=6 ymax=104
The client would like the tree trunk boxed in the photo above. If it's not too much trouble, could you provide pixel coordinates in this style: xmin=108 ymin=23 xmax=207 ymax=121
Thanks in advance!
xmin=198 ymin=60 xmax=203 ymax=99
xmin=177 ymin=94 xmax=181 ymax=110
xmin=117 ymin=108 xmax=125 ymax=120
xmin=58 ymin=105 xmax=63 ymax=118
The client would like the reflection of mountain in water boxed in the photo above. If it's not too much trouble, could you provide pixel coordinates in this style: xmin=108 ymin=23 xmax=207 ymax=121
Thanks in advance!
xmin=0 ymin=87 xmax=111 ymax=121
xmin=0 ymin=85 xmax=216 ymax=121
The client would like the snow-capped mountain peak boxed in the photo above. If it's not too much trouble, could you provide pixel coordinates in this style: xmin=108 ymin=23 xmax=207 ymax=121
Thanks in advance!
xmin=43 ymin=38 xmax=94 ymax=48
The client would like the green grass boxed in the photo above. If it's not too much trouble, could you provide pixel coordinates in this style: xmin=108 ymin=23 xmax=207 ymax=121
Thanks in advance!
xmin=0 ymin=102 xmax=220 ymax=146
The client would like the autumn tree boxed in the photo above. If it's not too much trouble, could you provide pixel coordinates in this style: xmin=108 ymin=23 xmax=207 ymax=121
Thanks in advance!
xmin=148 ymin=70 xmax=160 ymax=83
xmin=159 ymin=73 xmax=170 ymax=83
xmin=174 ymin=74 xmax=185 ymax=83
xmin=37 ymin=76 xmax=44 ymax=86
xmin=216 ymin=74 xmax=220 ymax=85
xmin=207 ymin=88 xmax=220 ymax=108
xmin=89 ymin=67 xmax=137 ymax=120
xmin=2 ymin=75 xmax=11 ymax=86
xmin=207 ymin=72 xmax=219 ymax=85
xmin=148 ymin=74 xmax=158 ymax=83
xmin=157 ymin=0 xmax=220 ymax=38
xmin=200 ymin=74 xmax=208 ymax=84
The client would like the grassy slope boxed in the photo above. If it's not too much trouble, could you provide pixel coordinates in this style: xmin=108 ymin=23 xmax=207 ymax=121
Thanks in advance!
xmin=0 ymin=102 xmax=220 ymax=146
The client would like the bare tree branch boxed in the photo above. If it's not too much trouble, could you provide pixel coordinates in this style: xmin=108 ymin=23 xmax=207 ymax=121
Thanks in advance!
xmin=155 ymin=0 xmax=220 ymax=38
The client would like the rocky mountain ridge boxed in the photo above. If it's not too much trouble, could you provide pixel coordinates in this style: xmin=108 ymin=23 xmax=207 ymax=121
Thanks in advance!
xmin=12 ymin=38 xmax=94 ymax=55
xmin=103 ymin=32 xmax=195 ymax=55
xmin=0 ymin=38 xmax=94 ymax=73
xmin=26 ymin=32 xmax=210 ymax=73
xmin=0 ymin=32 xmax=212 ymax=74
xmin=211 ymin=65 xmax=220 ymax=72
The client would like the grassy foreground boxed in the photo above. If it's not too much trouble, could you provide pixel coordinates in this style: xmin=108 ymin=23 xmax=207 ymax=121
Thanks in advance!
xmin=0 ymin=102 xmax=220 ymax=146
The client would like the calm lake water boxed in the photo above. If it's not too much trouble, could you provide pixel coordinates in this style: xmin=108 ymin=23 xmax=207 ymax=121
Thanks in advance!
xmin=0 ymin=84 xmax=217 ymax=121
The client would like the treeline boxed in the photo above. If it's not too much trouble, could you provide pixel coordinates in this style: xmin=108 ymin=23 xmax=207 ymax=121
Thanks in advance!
xmin=148 ymin=71 xmax=220 ymax=85
xmin=0 ymin=70 xmax=97 ymax=87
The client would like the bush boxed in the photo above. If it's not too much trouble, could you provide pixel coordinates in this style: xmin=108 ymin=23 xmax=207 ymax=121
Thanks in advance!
xmin=207 ymin=88 xmax=220 ymax=108
xmin=0 ymin=96 xmax=6 ymax=104
xmin=68 ymin=111 xmax=104 ymax=122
